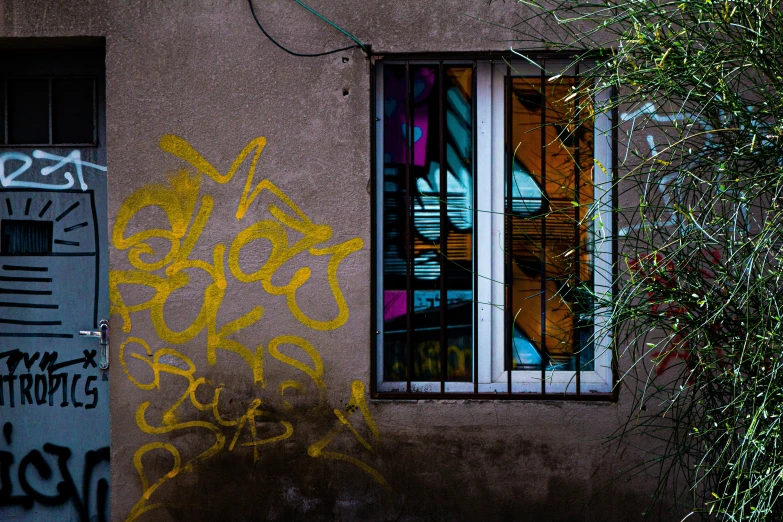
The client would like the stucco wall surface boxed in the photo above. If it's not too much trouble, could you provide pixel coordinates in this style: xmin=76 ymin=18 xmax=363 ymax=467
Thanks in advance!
xmin=0 ymin=1 xmax=670 ymax=520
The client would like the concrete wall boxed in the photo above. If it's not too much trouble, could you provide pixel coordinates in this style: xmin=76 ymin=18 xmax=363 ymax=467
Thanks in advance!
xmin=1 ymin=1 xmax=667 ymax=520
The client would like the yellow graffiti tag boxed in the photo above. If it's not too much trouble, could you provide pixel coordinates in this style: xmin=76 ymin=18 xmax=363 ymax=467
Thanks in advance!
xmin=129 ymin=443 xmax=181 ymax=522
xmin=308 ymin=381 xmax=390 ymax=490
xmin=158 ymin=134 xmax=266 ymax=220
xmin=161 ymin=133 xmax=363 ymax=330
xmin=267 ymin=335 xmax=326 ymax=403
xmin=120 ymin=337 xmax=297 ymax=520
xmin=113 ymin=135 xmax=384 ymax=521
xmin=111 ymin=137 xmax=364 ymax=383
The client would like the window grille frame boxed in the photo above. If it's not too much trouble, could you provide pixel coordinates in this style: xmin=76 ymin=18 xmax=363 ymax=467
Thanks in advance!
xmin=371 ymin=53 xmax=618 ymax=401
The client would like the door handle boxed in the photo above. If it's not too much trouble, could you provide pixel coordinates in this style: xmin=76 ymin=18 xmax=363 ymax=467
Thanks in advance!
xmin=79 ymin=319 xmax=109 ymax=370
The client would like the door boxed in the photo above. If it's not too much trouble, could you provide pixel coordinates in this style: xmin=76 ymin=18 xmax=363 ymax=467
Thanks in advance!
xmin=0 ymin=48 xmax=109 ymax=522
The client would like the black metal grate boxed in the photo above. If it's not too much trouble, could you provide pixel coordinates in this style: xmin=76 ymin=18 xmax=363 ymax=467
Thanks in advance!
xmin=1 ymin=219 xmax=53 ymax=255
xmin=374 ymin=56 xmax=615 ymax=400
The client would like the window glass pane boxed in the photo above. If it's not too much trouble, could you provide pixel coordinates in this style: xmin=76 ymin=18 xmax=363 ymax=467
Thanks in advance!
xmin=382 ymin=64 xmax=409 ymax=382
xmin=409 ymin=66 xmax=441 ymax=381
xmin=509 ymin=76 xmax=594 ymax=372
xmin=7 ymin=79 xmax=49 ymax=145
xmin=444 ymin=67 xmax=473 ymax=381
xmin=382 ymin=65 xmax=474 ymax=382
xmin=508 ymin=78 xmax=545 ymax=371
xmin=52 ymin=78 xmax=95 ymax=144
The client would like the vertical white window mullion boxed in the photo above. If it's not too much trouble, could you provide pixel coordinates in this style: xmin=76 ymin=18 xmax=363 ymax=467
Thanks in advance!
xmin=490 ymin=63 xmax=506 ymax=385
xmin=475 ymin=62 xmax=493 ymax=385
xmin=591 ymin=85 xmax=614 ymax=390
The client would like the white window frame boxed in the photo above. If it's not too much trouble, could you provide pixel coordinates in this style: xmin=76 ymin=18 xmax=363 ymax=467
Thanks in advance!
xmin=374 ymin=58 xmax=614 ymax=396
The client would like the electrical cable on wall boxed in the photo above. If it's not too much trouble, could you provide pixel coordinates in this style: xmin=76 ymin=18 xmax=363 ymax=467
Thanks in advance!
xmin=248 ymin=0 xmax=368 ymax=57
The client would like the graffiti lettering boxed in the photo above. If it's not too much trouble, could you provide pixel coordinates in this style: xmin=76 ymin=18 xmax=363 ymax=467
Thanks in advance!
xmin=0 ymin=422 xmax=109 ymax=521
xmin=111 ymin=136 xmax=363 ymax=380
xmin=0 ymin=350 xmax=99 ymax=408
xmin=308 ymin=381 xmax=390 ymax=490
xmin=121 ymin=335 xmax=385 ymax=521
xmin=0 ymin=150 xmax=106 ymax=191
xmin=120 ymin=336 xmax=301 ymax=521
xmin=0 ymin=373 xmax=97 ymax=409
xmin=113 ymin=135 xmax=384 ymax=520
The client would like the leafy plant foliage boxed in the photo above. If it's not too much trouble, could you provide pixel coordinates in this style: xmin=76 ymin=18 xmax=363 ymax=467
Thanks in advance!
xmin=507 ymin=0 xmax=783 ymax=518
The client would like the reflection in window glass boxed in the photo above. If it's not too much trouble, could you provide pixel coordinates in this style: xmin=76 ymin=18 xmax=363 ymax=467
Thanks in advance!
xmin=508 ymin=76 xmax=595 ymax=372
xmin=382 ymin=65 xmax=474 ymax=383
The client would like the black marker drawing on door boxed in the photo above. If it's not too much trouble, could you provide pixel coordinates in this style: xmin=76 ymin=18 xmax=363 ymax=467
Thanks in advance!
xmin=0 ymin=190 xmax=99 ymax=337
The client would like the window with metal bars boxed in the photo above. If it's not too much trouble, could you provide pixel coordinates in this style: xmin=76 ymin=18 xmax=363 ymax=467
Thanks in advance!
xmin=373 ymin=56 xmax=615 ymax=399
